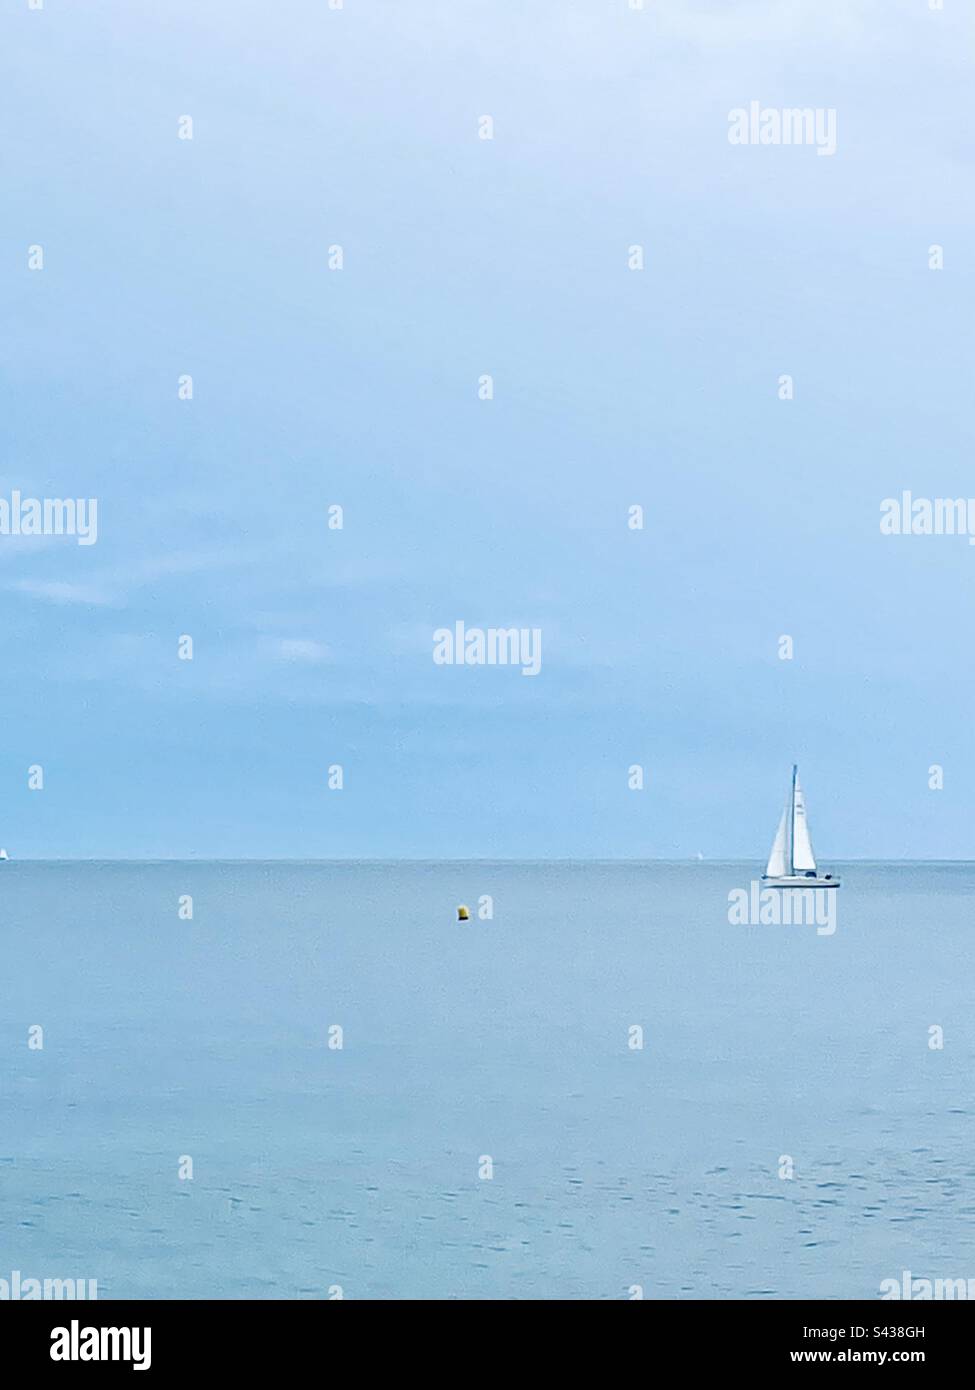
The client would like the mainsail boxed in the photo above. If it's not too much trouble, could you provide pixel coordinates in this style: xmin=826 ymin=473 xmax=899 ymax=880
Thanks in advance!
xmin=791 ymin=773 xmax=816 ymax=872
xmin=764 ymin=766 xmax=817 ymax=877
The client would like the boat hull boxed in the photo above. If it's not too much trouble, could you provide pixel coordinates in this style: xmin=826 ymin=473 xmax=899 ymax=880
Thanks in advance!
xmin=762 ymin=875 xmax=840 ymax=889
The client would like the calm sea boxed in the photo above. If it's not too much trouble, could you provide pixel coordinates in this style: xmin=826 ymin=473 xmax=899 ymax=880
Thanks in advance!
xmin=2 ymin=861 xmax=972 ymax=1299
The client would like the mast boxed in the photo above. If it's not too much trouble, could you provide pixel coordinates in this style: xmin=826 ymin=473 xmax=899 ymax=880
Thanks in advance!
xmin=788 ymin=763 xmax=798 ymax=875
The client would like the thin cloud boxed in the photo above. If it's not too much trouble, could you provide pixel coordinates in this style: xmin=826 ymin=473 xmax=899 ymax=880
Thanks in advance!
xmin=269 ymin=638 xmax=331 ymax=664
xmin=6 ymin=579 xmax=117 ymax=606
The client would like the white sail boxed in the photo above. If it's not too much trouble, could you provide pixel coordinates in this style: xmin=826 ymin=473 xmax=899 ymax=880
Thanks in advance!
xmin=791 ymin=775 xmax=816 ymax=872
xmin=765 ymin=805 xmax=789 ymax=877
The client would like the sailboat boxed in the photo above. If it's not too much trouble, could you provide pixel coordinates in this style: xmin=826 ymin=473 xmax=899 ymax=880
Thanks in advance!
xmin=762 ymin=766 xmax=839 ymax=888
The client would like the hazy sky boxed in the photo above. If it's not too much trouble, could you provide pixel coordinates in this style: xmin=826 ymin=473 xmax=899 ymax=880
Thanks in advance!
xmin=2 ymin=0 xmax=972 ymax=858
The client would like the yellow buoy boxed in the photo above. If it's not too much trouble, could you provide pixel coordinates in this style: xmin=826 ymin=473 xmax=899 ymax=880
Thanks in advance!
xmin=457 ymin=904 xmax=470 ymax=921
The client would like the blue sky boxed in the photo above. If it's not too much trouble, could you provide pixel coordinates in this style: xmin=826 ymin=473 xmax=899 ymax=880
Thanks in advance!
xmin=2 ymin=0 xmax=973 ymax=858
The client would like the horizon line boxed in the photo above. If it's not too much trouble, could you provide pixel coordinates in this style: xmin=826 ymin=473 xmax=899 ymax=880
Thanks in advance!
xmin=3 ymin=857 xmax=974 ymax=866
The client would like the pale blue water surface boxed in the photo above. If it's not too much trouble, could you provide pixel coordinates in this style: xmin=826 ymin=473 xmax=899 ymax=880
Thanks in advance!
xmin=1 ymin=861 xmax=972 ymax=1299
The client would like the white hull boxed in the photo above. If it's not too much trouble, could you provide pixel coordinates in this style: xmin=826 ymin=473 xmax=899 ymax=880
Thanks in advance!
xmin=762 ymin=874 xmax=839 ymax=889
